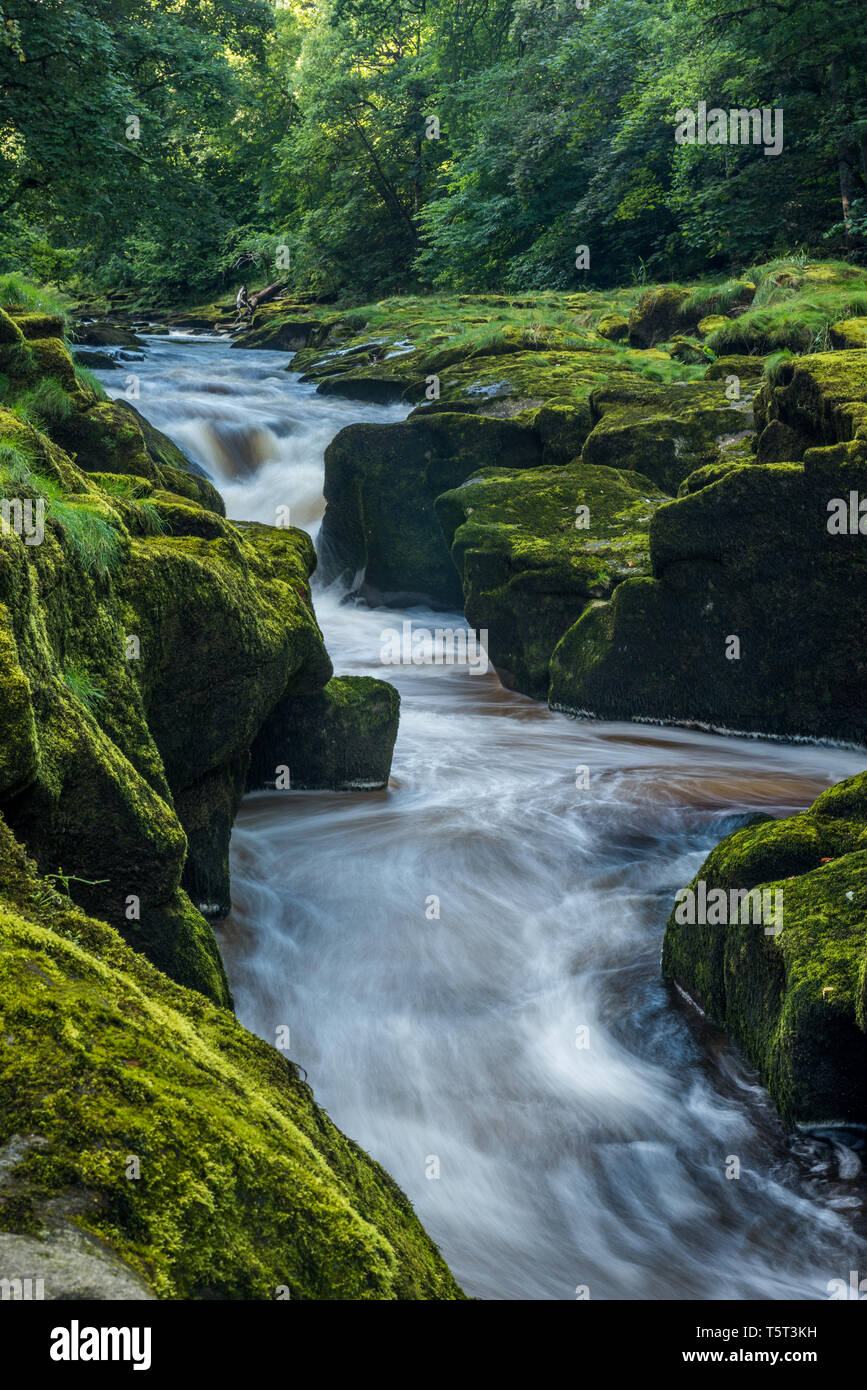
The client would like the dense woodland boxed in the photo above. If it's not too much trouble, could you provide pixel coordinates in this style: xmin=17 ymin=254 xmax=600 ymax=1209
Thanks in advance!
xmin=1 ymin=0 xmax=866 ymax=302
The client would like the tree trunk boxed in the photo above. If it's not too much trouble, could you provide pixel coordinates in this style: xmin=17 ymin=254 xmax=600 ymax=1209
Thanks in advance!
xmin=829 ymin=59 xmax=856 ymax=247
xmin=249 ymin=279 xmax=288 ymax=310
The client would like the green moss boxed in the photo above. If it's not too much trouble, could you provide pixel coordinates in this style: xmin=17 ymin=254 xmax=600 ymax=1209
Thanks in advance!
xmin=249 ymin=676 xmax=400 ymax=791
xmin=697 ymin=314 xmax=731 ymax=336
xmin=705 ymin=355 xmax=766 ymax=381
xmin=581 ymin=379 xmax=748 ymax=494
xmin=662 ymin=776 xmax=867 ymax=1123
xmin=597 ymin=313 xmax=629 ymax=342
xmin=829 ymin=317 xmax=867 ymax=349
xmin=436 ymin=461 xmax=666 ymax=698
xmin=550 ymin=450 xmax=867 ymax=743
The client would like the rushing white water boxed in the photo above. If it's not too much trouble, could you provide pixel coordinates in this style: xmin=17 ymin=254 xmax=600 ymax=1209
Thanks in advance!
xmin=103 ymin=335 xmax=867 ymax=1301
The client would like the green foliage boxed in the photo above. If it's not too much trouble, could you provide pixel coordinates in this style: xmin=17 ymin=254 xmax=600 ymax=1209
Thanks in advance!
xmin=26 ymin=378 xmax=74 ymax=426
xmin=0 ymin=273 xmax=69 ymax=323
xmin=0 ymin=438 xmax=34 ymax=487
xmin=2 ymin=460 xmax=125 ymax=574
xmin=2 ymin=0 xmax=867 ymax=305
xmin=61 ymin=661 xmax=107 ymax=713
xmin=50 ymin=500 xmax=123 ymax=575
xmin=73 ymin=364 xmax=107 ymax=401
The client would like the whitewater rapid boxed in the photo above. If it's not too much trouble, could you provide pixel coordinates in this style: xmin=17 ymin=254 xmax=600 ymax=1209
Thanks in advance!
xmin=99 ymin=333 xmax=867 ymax=1301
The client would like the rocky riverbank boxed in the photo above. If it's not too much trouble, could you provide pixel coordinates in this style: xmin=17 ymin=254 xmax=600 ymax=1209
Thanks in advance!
xmin=0 ymin=296 xmax=458 ymax=1297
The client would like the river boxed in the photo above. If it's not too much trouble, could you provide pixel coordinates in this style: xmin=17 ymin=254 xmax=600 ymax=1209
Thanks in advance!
xmin=96 ymin=331 xmax=867 ymax=1301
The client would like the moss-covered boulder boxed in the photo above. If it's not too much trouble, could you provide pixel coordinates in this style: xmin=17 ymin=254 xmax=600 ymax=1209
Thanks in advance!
xmin=436 ymin=462 xmax=666 ymax=698
xmin=753 ymin=349 xmax=867 ymax=464
xmin=581 ymin=380 xmax=750 ymax=494
xmin=597 ymin=313 xmax=629 ymax=342
xmin=319 ymin=410 xmax=543 ymax=607
xmin=549 ymin=456 xmax=867 ymax=743
xmin=72 ymin=322 xmax=146 ymax=349
xmin=704 ymin=355 xmax=766 ymax=383
xmin=12 ymin=314 xmax=67 ymax=342
xmin=697 ymin=314 xmax=731 ymax=337
xmin=628 ymin=287 xmax=693 ymax=347
xmin=0 ymin=819 xmax=463 ymax=1298
xmin=231 ymin=314 xmax=327 ymax=352
xmin=667 ymin=334 xmax=713 ymax=365
xmin=662 ymin=774 xmax=867 ymax=1123
xmin=248 ymin=676 xmax=399 ymax=791
xmin=829 ymin=318 xmax=867 ymax=350
xmin=50 ymin=393 xmax=225 ymax=515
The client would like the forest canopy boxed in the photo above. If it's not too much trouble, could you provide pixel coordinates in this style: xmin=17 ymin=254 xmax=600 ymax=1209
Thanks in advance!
xmin=1 ymin=0 xmax=866 ymax=302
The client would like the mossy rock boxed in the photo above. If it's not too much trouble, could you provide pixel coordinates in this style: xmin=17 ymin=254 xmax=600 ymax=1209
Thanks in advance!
xmin=753 ymin=350 xmax=867 ymax=466
xmin=248 ymin=676 xmax=400 ymax=791
xmin=231 ymin=317 xmax=327 ymax=352
xmin=829 ymin=317 xmax=867 ymax=350
xmin=581 ymin=380 xmax=749 ymax=494
xmin=0 ymin=817 xmax=464 ymax=1298
xmin=72 ymin=349 xmax=120 ymax=371
xmin=0 ymin=308 xmax=25 ymax=346
xmin=662 ymin=774 xmax=867 ymax=1123
xmin=27 ymin=338 xmax=80 ymax=394
xmin=597 ymin=314 xmax=629 ymax=342
xmin=706 ymin=314 xmax=813 ymax=357
xmin=436 ymin=462 xmax=666 ymax=698
xmin=1 ymin=321 xmax=405 ymax=1006
xmin=319 ymin=411 xmax=543 ymax=607
xmin=705 ymin=355 xmax=766 ymax=383
xmin=628 ymin=287 xmax=693 ymax=348
xmin=423 ymin=349 xmax=632 ymax=414
xmin=71 ymin=323 xmax=147 ymax=350
xmin=0 ymin=371 xmax=337 ymax=1000
xmin=697 ymin=314 xmax=731 ymax=337
xmin=47 ymin=396 xmax=224 ymax=516
xmin=9 ymin=313 xmax=67 ymax=342
xmin=667 ymin=334 xmax=713 ymax=365
xmin=549 ymin=457 xmax=867 ymax=744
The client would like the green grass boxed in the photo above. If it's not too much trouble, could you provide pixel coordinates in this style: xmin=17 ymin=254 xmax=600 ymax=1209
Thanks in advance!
xmin=0 ymin=273 xmax=70 ymax=325
xmin=682 ymin=279 xmax=754 ymax=316
xmin=3 ymin=378 xmax=74 ymax=428
xmin=0 ymin=458 xmax=124 ymax=574
xmin=705 ymin=262 xmax=867 ymax=355
xmin=762 ymin=349 xmax=796 ymax=385
xmin=50 ymin=497 xmax=123 ymax=574
xmin=93 ymin=473 xmax=170 ymax=535
xmin=61 ymin=661 xmax=106 ymax=714
xmin=73 ymin=364 xmax=108 ymax=401
xmin=0 ymin=438 xmax=35 ymax=489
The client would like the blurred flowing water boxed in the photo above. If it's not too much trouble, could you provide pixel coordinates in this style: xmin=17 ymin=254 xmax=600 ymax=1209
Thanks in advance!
xmin=105 ymin=334 xmax=867 ymax=1301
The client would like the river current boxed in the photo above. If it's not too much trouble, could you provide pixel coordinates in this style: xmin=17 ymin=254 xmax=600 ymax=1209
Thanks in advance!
xmin=97 ymin=332 xmax=867 ymax=1301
